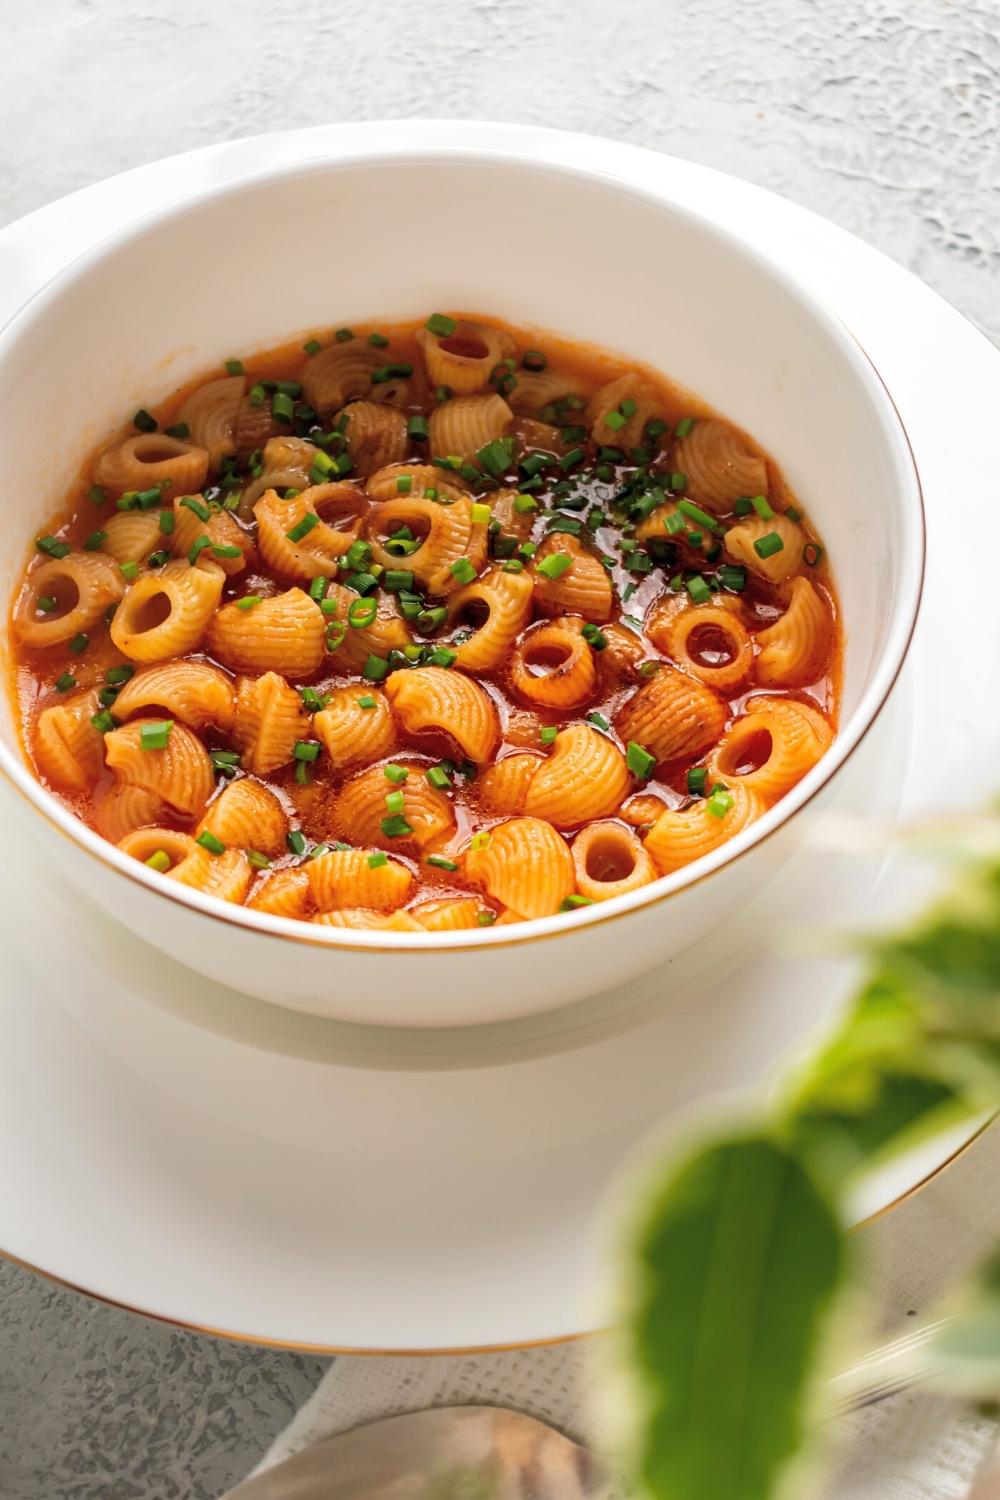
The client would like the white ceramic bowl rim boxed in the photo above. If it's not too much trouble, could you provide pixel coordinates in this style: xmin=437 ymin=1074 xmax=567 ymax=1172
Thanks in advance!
xmin=0 ymin=132 xmax=926 ymax=952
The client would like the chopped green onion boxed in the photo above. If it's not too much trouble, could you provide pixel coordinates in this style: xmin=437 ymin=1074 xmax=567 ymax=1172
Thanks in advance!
xmin=535 ymin=552 xmax=572 ymax=581
xmin=383 ymin=569 xmax=414 ymax=593
xmin=383 ymin=764 xmax=409 ymax=785
xmin=235 ymin=594 xmax=262 ymax=610
xmin=626 ymin=740 xmax=656 ymax=779
xmin=395 ymin=475 xmax=413 ymax=496
xmin=224 ymin=358 xmax=244 ymax=375
xmin=425 ymin=767 xmax=451 ymax=790
xmin=470 ymin=503 xmax=491 ymax=525
xmin=286 ymin=512 xmax=319 ymax=544
xmin=677 ymin=499 xmax=723 ymax=535
xmin=106 ymin=664 xmax=135 ymax=686
xmin=119 ymin=560 xmax=139 ymax=581
xmin=68 ymin=632 xmax=89 ymax=654
xmin=417 ymin=605 xmax=448 ymax=631
xmin=247 ymin=849 xmax=271 ymax=870
xmin=604 ymin=410 xmax=626 ymax=432
xmin=754 ymin=531 xmax=785 ymax=560
xmin=303 ymin=338 xmax=323 ymax=356
xmin=521 ymin=350 xmax=547 ymax=371
xmin=367 ymin=331 xmax=389 ymax=347
xmin=357 ymin=694 xmax=377 ymax=710
xmin=335 ymin=327 xmax=354 ymax=342
xmin=90 ymin=709 xmax=117 ymax=734
xmin=36 ymin=535 xmax=71 ymax=559
xmin=188 ymin=534 xmax=212 ymax=565
xmin=145 ymin=850 xmax=172 ymax=873
xmin=308 ymin=575 xmax=329 ymax=603
xmin=733 ymin=496 xmax=753 ymax=517
xmin=513 ymin=493 xmax=537 ymax=514
xmin=450 ymin=557 xmax=477 ymax=585
xmin=193 ymin=829 xmax=224 ymax=856
xmin=157 ymin=510 xmax=175 ymax=536
xmin=664 ymin=511 xmax=686 ymax=536
xmin=87 ymin=484 xmax=107 ymax=505
xmin=675 ymin=417 xmax=696 ymax=438
xmin=55 ymin=672 xmax=77 ymax=693
xmin=271 ymin=391 xmax=295 ymax=424
xmin=384 ymin=788 xmax=406 ymax=816
xmin=477 ymin=910 xmax=496 ymax=926
xmin=372 ymin=363 xmax=413 ymax=384
xmin=803 ymin=541 xmax=825 ymax=567
xmin=36 ymin=596 xmax=58 ymax=612
xmin=426 ymin=313 xmax=457 ymax=336
xmin=293 ymin=739 xmax=321 ymax=762
xmin=179 ymin=495 xmax=210 ymax=522
xmin=687 ymin=766 xmax=708 ymax=796
xmin=424 ymin=646 xmax=457 ymax=668
xmin=558 ymin=446 xmax=585 ymax=470
xmin=539 ymin=726 xmax=558 ymax=745
xmin=786 ymin=505 xmax=803 ymax=523
xmin=645 ymin=418 xmax=668 ymax=440
xmin=140 ymin=719 xmax=173 ymax=750
xmin=686 ymin=574 xmax=712 ymax=605
xmin=751 ymin=494 xmax=774 ymax=520
xmin=706 ymin=786 xmax=735 ymax=819
xmin=287 ymin=829 xmax=308 ymax=856
xmin=469 ymin=830 xmax=491 ymax=852
xmin=362 ymin=654 xmax=389 ymax=682
xmin=586 ymin=711 xmax=611 ymax=732
xmin=668 ymin=472 xmax=687 ymax=492
xmin=426 ymin=852 xmax=458 ymax=870
xmin=476 ymin=437 xmax=514 ymax=477
xmin=80 ymin=529 xmax=107 ymax=554
xmin=719 ymin=564 xmax=747 ymax=592
xmin=133 ymin=409 xmax=157 ymax=432
xmin=367 ymin=850 xmax=389 ymax=869
xmin=501 ymin=559 xmax=524 ymax=573
xmin=560 ymin=895 xmax=595 ymax=911
xmin=211 ymin=750 xmax=241 ymax=776
xmin=581 ymin=623 xmax=607 ymax=650
xmin=380 ymin=814 xmax=413 ymax=838
xmin=345 ymin=597 xmax=376 ymax=629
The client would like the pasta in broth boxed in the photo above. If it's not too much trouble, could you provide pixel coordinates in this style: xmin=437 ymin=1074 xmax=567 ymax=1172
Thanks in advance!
xmin=9 ymin=314 xmax=840 ymax=930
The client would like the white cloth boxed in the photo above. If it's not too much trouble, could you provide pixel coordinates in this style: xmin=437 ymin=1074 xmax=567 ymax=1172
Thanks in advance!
xmin=240 ymin=1126 xmax=1000 ymax=1498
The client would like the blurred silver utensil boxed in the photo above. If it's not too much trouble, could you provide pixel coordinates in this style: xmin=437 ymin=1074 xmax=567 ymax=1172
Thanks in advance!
xmin=226 ymin=1406 xmax=613 ymax=1500
xmin=827 ymin=1317 xmax=951 ymax=1417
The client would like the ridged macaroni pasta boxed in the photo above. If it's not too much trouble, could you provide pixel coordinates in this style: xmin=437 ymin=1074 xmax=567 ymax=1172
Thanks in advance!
xmin=9 ymin=312 xmax=840 ymax=943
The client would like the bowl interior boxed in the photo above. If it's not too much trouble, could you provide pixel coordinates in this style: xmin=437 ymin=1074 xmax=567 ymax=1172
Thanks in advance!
xmin=0 ymin=152 xmax=920 ymax=906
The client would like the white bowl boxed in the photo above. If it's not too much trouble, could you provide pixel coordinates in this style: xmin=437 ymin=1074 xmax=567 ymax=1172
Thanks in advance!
xmin=0 ymin=137 xmax=923 ymax=1027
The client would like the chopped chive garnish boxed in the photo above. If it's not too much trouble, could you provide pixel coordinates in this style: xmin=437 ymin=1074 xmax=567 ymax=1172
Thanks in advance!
xmin=367 ymin=331 xmax=389 ymax=347
xmin=719 ymin=564 xmax=747 ymax=592
xmin=687 ymin=767 xmax=708 ymax=795
xmin=68 ymin=632 xmax=89 ymax=654
xmin=196 ymin=830 xmax=226 ymax=855
xmin=513 ymin=493 xmax=537 ymax=514
xmin=36 ymin=595 xmax=57 ymax=613
xmin=558 ymin=446 xmax=585 ymax=470
xmin=754 ymin=531 xmax=785 ymax=560
xmin=426 ymin=852 xmax=459 ymax=871
xmin=36 ymin=535 xmax=71 ymax=559
xmin=348 ymin=597 xmax=378 ymax=629
xmin=362 ymin=654 xmax=389 ymax=682
xmin=470 ymin=503 xmax=491 ymax=525
xmin=645 ymin=418 xmax=668 ymax=440
xmin=146 ymin=850 xmax=172 ymax=873
xmin=384 ymin=764 xmax=409 ymax=785
xmin=83 ymin=529 xmax=107 ymax=551
xmin=303 ymin=338 xmax=322 ymax=356
xmin=686 ymin=574 xmax=712 ymax=605
xmin=106 ymin=664 xmax=134 ymax=686
xmin=626 ymin=741 xmax=656 ymax=779
xmin=292 ymin=740 xmax=321 ymax=763
xmin=271 ymin=391 xmax=295 ymax=424
xmin=668 ymin=472 xmax=687 ymax=492
xmin=380 ymin=815 xmax=413 ymax=838
xmin=675 ymin=417 xmax=696 ymax=438
xmin=786 ymin=505 xmax=803 ymax=523
xmin=521 ymin=350 xmax=547 ymax=371
xmin=55 ymin=672 xmax=77 ymax=692
xmin=803 ymin=541 xmax=825 ymax=567
xmin=156 ymin=510 xmax=175 ymax=537
xmin=299 ymin=687 xmax=331 ymax=712
xmin=604 ymin=410 xmax=626 ymax=431
xmin=211 ymin=750 xmax=241 ymax=776
xmin=139 ymin=719 xmax=173 ymax=750
xmin=372 ymin=363 xmax=413 ymax=384
xmin=502 ymin=559 xmax=524 ymax=573
xmin=425 ymin=767 xmax=451 ymax=790
xmin=224 ymin=358 xmax=244 ymax=375
xmin=426 ymin=313 xmax=457 ymax=336
xmin=287 ymin=829 xmax=308 ymax=856
xmin=248 ymin=382 xmax=266 ymax=408
xmin=581 ymin=623 xmax=607 ymax=650
xmin=325 ymin=621 xmax=347 ymax=650
xmin=188 ymin=534 xmax=212 ymax=565
xmin=90 ymin=709 xmax=116 ymax=734
xmin=235 ymin=594 xmax=262 ymax=610
xmin=540 ymin=726 xmax=558 ymax=745
xmin=335 ymin=327 xmax=354 ymax=342
xmin=677 ymin=499 xmax=722 ymax=535
xmin=179 ymin=495 xmax=210 ymax=522
xmin=357 ymin=694 xmax=377 ymax=710
xmin=367 ymin=850 xmax=389 ymax=869
xmin=477 ymin=910 xmax=496 ymax=926
xmin=395 ymin=475 xmax=413 ymax=496
xmin=476 ymin=437 xmax=514 ymax=477
xmin=560 ymin=895 xmax=595 ymax=910
xmin=383 ymin=569 xmax=414 ymax=594
xmin=247 ymin=850 xmax=271 ymax=870
xmin=424 ymin=646 xmax=456 ymax=668
xmin=87 ymin=484 xmax=106 ymax=506
xmin=664 ymin=511 xmax=686 ymax=536
xmin=119 ymin=560 xmax=139 ymax=581
xmin=706 ymin=786 xmax=735 ymax=819
xmin=384 ymin=789 xmax=406 ymax=816
xmin=733 ymin=496 xmax=753 ymax=517
xmin=469 ymin=830 xmax=491 ymax=852
xmin=751 ymin=494 xmax=774 ymax=520
xmin=308 ymin=575 xmax=329 ymax=602
xmin=133 ymin=409 xmax=157 ymax=432
xmin=286 ymin=512 xmax=319 ymax=544
xmin=535 ymin=552 xmax=572 ymax=581
xmin=586 ymin=711 xmax=611 ymax=732
xmin=450 ymin=557 xmax=477 ymax=585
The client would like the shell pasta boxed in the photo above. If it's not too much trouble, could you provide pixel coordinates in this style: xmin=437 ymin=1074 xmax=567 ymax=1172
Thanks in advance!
xmin=9 ymin=311 xmax=840 ymax=943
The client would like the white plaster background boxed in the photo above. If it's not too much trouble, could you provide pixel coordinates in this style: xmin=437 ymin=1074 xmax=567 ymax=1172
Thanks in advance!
xmin=1 ymin=0 xmax=999 ymax=1495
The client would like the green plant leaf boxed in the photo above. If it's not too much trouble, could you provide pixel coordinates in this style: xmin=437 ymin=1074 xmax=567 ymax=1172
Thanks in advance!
xmin=929 ymin=1250 xmax=1000 ymax=1399
xmin=625 ymin=1134 xmax=845 ymax=1500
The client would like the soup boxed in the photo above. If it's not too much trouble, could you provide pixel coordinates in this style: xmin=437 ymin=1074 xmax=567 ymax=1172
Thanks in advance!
xmin=8 ymin=313 xmax=840 ymax=932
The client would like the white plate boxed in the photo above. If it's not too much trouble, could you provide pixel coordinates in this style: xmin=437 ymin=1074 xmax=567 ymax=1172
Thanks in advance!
xmin=0 ymin=122 xmax=996 ymax=1353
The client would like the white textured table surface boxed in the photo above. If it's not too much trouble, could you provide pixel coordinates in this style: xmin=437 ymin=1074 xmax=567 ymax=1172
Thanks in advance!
xmin=2 ymin=2 xmax=999 ymax=1496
